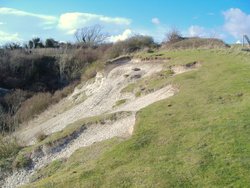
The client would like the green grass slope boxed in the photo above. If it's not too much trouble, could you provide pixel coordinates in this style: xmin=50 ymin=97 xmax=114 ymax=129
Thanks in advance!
xmin=24 ymin=49 xmax=250 ymax=187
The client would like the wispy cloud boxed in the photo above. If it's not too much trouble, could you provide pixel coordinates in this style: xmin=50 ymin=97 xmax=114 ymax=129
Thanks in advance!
xmin=0 ymin=7 xmax=57 ymax=25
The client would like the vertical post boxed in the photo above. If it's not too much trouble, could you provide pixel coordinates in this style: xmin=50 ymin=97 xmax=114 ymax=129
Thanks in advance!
xmin=242 ymin=35 xmax=244 ymax=47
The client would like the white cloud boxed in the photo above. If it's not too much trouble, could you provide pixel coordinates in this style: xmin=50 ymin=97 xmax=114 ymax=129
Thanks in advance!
xmin=0 ymin=31 xmax=21 ymax=44
xmin=0 ymin=7 xmax=57 ymax=25
xmin=236 ymin=40 xmax=241 ymax=44
xmin=186 ymin=9 xmax=250 ymax=42
xmin=188 ymin=25 xmax=206 ymax=37
xmin=109 ymin=29 xmax=133 ymax=42
xmin=151 ymin=17 xmax=160 ymax=25
xmin=58 ymin=12 xmax=131 ymax=34
xmin=223 ymin=8 xmax=250 ymax=39
xmin=0 ymin=7 xmax=61 ymax=43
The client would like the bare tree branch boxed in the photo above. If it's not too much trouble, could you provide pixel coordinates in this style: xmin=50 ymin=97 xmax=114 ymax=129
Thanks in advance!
xmin=74 ymin=25 xmax=109 ymax=47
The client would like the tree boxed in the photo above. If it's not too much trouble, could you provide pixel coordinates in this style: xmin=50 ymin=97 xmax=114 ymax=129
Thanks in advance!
xmin=28 ymin=40 xmax=34 ymax=49
xmin=164 ymin=28 xmax=183 ymax=44
xmin=3 ymin=42 xmax=22 ymax=50
xmin=32 ymin=38 xmax=41 ymax=48
xmin=74 ymin=25 xmax=109 ymax=47
xmin=28 ymin=38 xmax=44 ymax=49
xmin=125 ymin=35 xmax=155 ymax=52
xmin=45 ymin=38 xmax=59 ymax=48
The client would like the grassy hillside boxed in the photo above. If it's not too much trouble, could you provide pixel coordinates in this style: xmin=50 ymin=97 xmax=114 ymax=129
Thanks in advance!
xmin=24 ymin=49 xmax=250 ymax=187
xmin=163 ymin=38 xmax=229 ymax=49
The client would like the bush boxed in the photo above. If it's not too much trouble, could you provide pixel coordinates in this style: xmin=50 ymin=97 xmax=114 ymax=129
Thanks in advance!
xmin=74 ymin=48 xmax=101 ymax=64
xmin=0 ymin=90 xmax=31 ymax=132
xmin=0 ymin=136 xmax=21 ymax=171
xmin=0 ymin=136 xmax=21 ymax=159
xmin=105 ymin=42 xmax=125 ymax=59
xmin=125 ymin=35 xmax=155 ymax=52
xmin=16 ymin=92 xmax=52 ymax=123
xmin=12 ymin=153 xmax=32 ymax=169
xmin=52 ymin=82 xmax=78 ymax=103
xmin=0 ymin=51 xmax=60 ymax=91
xmin=16 ymin=82 xmax=77 ymax=124
xmin=58 ymin=47 xmax=103 ymax=82
xmin=81 ymin=61 xmax=105 ymax=81
xmin=164 ymin=28 xmax=184 ymax=44
xmin=45 ymin=38 xmax=59 ymax=48
xmin=106 ymin=35 xmax=156 ymax=59
xmin=3 ymin=90 xmax=31 ymax=113
xmin=0 ymin=43 xmax=111 ymax=93
xmin=0 ymin=85 xmax=76 ymax=132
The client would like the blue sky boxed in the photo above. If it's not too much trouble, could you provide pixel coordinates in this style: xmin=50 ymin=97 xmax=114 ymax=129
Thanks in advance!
xmin=0 ymin=0 xmax=250 ymax=44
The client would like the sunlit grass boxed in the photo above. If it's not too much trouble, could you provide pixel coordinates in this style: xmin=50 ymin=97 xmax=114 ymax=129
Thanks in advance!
xmin=23 ymin=49 xmax=250 ymax=187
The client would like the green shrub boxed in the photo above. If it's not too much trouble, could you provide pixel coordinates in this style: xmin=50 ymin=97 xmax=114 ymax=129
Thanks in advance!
xmin=13 ymin=153 xmax=32 ymax=169
xmin=113 ymin=99 xmax=127 ymax=108
xmin=0 ymin=136 xmax=21 ymax=159
xmin=125 ymin=35 xmax=155 ymax=52
xmin=106 ymin=35 xmax=156 ymax=59
xmin=0 ymin=136 xmax=21 ymax=171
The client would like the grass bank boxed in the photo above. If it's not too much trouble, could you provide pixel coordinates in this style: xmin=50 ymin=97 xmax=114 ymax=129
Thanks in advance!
xmin=24 ymin=49 xmax=250 ymax=187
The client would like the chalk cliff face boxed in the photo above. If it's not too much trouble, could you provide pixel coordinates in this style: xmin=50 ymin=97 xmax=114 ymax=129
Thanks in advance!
xmin=2 ymin=57 xmax=184 ymax=187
